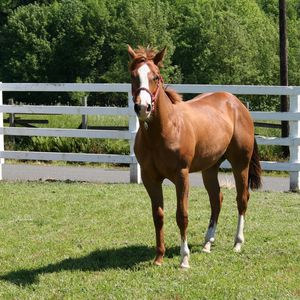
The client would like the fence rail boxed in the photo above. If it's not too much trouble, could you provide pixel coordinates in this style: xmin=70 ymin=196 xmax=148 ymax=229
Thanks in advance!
xmin=0 ymin=82 xmax=299 ymax=190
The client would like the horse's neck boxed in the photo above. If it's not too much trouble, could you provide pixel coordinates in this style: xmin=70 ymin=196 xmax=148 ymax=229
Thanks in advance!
xmin=141 ymin=90 xmax=177 ymax=139
xmin=155 ymin=90 xmax=174 ymax=124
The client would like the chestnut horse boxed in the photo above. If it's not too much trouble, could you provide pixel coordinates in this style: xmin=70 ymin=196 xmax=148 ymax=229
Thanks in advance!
xmin=128 ymin=45 xmax=261 ymax=268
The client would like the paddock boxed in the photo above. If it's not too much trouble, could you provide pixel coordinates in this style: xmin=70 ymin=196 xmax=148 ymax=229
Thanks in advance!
xmin=0 ymin=83 xmax=299 ymax=297
xmin=0 ymin=182 xmax=299 ymax=299
xmin=0 ymin=83 xmax=299 ymax=190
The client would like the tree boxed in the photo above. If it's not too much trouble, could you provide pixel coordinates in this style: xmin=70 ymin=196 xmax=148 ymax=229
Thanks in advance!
xmin=0 ymin=0 xmax=55 ymax=25
xmin=0 ymin=0 xmax=110 ymax=104
xmin=0 ymin=3 xmax=52 ymax=83
xmin=171 ymin=0 xmax=279 ymax=110
xmin=0 ymin=0 xmax=299 ymax=109
xmin=102 ymin=0 xmax=180 ymax=84
xmin=256 ymin=0 xmax=300 ymax=87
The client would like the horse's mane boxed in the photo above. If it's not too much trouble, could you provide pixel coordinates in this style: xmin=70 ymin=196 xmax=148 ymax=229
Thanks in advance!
xmin=134 ymin=46 xmax=156 ymax=60
xmin=164 ymin=86 xmax=183 ymax=104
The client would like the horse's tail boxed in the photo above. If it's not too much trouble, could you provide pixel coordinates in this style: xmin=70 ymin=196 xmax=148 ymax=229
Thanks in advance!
xmin=248 ymin=138 xmax=262 ymax=190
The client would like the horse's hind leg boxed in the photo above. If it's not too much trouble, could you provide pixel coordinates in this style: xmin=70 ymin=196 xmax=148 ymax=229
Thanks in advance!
xmin=202 ymin=164 xmax=223 ymax=253
xmin=232 ymin=165 xmax=250 ymax=252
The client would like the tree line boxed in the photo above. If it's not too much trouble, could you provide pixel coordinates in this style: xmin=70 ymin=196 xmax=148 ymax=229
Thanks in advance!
xmin=0 ymin=0 xmax=299 ymax=110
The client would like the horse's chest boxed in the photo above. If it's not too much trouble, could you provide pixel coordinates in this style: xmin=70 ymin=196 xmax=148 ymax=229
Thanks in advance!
xmin=134 ymin=124 xmax=194 ymax=178
xmin=135 ymin=140 xmax=183 ymax=175
xmin=143 ymin=144 xmax=178 ymax=164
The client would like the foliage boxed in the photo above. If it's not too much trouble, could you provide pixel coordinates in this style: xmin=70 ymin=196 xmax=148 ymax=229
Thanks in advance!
xmin=102 ymin=0 xmax=180 ymax=84
xmin=288 ymin=17 xmax=300 ymax=86
xmin=172 ymin=0 xmax=277 ymax=83
xmin=170 ymin=0 xmax=281 ymax=110
xmin=0 ymin=0 xmax=300 ymax=109
xmin=257 ymin=0 xmax=300 ymax=87
xmin=0 ymin=0 xmax=109 ymax=104
xmin=0 ymin=182 xmax=299 ymax=299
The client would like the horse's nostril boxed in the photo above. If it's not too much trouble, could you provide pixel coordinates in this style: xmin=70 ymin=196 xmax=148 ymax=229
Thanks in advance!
xmin=147 ymin=104 xmax=152 ymax=112
xmin=134 ymin=103 xmax=141 ymax=114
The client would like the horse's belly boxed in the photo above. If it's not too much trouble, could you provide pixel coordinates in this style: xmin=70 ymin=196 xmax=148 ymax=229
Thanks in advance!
xmin=189 ymin=141 xmax=228 ymax=172
xmin=189 ymin=156 xmax=222 ymax=172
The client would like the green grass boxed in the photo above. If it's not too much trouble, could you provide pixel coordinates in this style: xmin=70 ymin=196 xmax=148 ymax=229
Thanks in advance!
xmin=4 ymin=114 xmax=130 ymax=157
xmin=5 ymin=114 xmax=288 ymax=163
xmin=0 ymin=182 xmax=299 ymax=299
xmin=5 ymin=114 xmax=129 ymax=129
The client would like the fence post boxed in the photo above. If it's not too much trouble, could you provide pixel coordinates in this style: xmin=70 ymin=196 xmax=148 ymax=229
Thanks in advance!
xmin=8 ymin=98 xmax=15 ymax=127
xmin=8 ymin=98 xmax=15 ymax=144
xmin=128 ymin=91 xmax=141 ymax=183
xmin=0 ymin=83 xmax=4 ymax=180
xmin=289 ymin=94 xmax=300 ymax=191
xmin=81 ymin=96 xmax=88 ymax=129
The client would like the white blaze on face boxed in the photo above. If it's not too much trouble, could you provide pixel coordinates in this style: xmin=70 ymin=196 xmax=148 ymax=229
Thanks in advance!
xmin=137 ymin=64 xmax=152 ymax=107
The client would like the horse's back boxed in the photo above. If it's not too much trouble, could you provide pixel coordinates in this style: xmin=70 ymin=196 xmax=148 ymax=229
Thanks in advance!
xmin=187 ymin=92 xmax=253 ymax=132
xmin=184 ymin=92 xmax=254 ymax=171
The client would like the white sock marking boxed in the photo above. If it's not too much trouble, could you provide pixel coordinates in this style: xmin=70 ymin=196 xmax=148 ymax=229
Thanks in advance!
xmin=180 ymin=239 xmax=190 ymax=257
xmin=180 ymin=238 xmax=190 ymax=268
xmin=205 ymin=222 xmax=217 ymax=243
xmin=234 ymin=214 xmax=245 ymax=252
xmin=203 ymin=222 xmax=217 ymax=253
xmin=235 ymin=214 xmax=245 ymax=244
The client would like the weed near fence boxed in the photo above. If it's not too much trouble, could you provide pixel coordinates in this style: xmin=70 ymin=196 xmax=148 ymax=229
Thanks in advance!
xmin=0 ymin=182 xmax=299 ymax=299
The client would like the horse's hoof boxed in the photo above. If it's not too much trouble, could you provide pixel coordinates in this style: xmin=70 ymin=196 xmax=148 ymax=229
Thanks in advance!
xmin=180 ymin=256 xmax=190 ymax=269
xmin=202 ymin=242 xmax=211 ymax=253
xmin=202 ymin=247 xmax=211 ymax=254
xmin=153 ymin=257 xmax=163 ymax=266
xmin=233 ymin=243 xmax=242 ymax=252
xmin=180 ymin=263 xmax=190 ymax=269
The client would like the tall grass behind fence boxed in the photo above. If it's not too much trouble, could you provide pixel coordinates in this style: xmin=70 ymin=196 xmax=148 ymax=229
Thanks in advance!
xmin=4 ymin=114 xmax=130 ymax=158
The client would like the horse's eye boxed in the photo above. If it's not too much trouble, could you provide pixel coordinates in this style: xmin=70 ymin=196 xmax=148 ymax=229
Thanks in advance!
xmin=153 ymin=75 xmax=159 ymax=81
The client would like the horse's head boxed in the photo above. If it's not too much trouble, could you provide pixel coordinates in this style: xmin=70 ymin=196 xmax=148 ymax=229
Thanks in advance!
xmin=128 ymin=45 xmax=166 ymax=121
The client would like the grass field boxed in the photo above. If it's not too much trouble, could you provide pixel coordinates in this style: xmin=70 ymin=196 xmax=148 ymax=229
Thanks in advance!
xmin=0 ymin=182 xmax=299 ymax=299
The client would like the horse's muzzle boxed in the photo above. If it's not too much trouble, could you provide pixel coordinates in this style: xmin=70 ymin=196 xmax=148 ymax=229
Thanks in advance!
xmin=134 ymin=103 xmax=152 ymax=119
xmin=134 ymin=103 xmax=141 ymax=115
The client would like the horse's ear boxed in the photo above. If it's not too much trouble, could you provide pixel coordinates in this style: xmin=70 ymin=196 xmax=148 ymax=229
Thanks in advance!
xmin=153 ymin=46 xmax=166 ymax=66
xmin=127 ymin=44 xmax=137 ymax=59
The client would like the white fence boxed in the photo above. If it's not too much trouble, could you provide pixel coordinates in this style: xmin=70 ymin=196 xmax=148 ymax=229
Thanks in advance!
xmin=0 ymin=83 xmax=299 ymax=191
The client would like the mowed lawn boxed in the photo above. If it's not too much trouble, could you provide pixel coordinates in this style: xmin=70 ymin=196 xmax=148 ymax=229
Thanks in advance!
xmin=0 ymin=182 xmax=299 ymax=299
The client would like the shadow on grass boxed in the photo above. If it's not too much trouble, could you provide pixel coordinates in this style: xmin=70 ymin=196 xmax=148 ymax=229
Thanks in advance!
xmin=0 ymin=244 xmax=181 ymax=286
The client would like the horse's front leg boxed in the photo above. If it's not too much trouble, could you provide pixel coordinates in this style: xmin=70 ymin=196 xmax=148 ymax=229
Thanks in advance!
xmin=142 ymin=173 xmax=165 ymax=266
xmin=175 ymin=169 xmax=190 ymax=268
